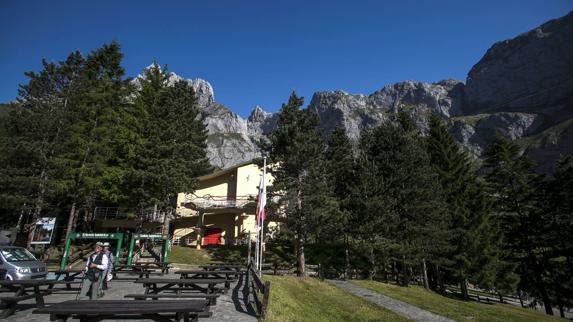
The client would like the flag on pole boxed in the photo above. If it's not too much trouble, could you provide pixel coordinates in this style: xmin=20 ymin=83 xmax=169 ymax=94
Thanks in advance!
xmin=255 ymin=172 xmax=266 ymax=222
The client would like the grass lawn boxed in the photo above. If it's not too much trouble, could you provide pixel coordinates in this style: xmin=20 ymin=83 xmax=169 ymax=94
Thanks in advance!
xmin=353 ymin=280 xmax=565 ymax=322
xmin=169 ymin=245 xmax=247 ymax=265
xmin=263 ymin=275 xmax=411 ymax=322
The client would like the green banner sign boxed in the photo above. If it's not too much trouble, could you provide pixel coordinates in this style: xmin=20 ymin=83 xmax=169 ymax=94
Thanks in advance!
xmin=72 ymin=232 xmax=123 ymax=239
xmin=136 ymin=233 xmax=163 ymax=239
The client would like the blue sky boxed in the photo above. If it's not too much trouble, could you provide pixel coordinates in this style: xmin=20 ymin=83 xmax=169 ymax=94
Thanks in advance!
xmin=1 ymin=1 xmax=571 ymax=116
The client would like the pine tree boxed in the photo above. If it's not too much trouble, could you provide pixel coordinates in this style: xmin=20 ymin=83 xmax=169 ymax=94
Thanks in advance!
xmin=543 ymin=157 xmax=573 ymax=317
xmin=325 ymin=127 xmax=356 ymax=278
xmin=128 ymin=63 xmax=211 ymax=221
xmin=54 ymin=42 xmax=142 ymax=237
xmin=0 ymin=51 xmax=85 ymax=245
xmin=353 ymin=112 xmax=447 ymax=286
xmin=484 ymin=135 xmax=552 ymax=314
xmin=266 ymin=92 xmax=340 ymax=277
xmin=426 ymin=115 xmax=500 ymax=298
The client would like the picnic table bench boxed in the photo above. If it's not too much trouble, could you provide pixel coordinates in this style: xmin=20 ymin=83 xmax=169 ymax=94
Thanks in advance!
xmin=198 ymin=264 xmax=243 ymax=272
xmin=34 ymin=299 xmax=209 ymax=322
xmin=49 ymin=269 xmax=84 ymax=290
xmin=135 ymin=278 xmax=228 ymax=295
xmin=115 ymin=264 xmax=158 ymax=271
xmin=0 ymin=280 xmax=80 ymax=317
xmin=113 ymin=269 xmax=162 ymax=279
xmin=175 ymin=270 xmax=237 ymax=289
xmin=124 ymin=293 xmax=220 ymax=305
xmin=135 ymin=262 xmax=173 ymax=273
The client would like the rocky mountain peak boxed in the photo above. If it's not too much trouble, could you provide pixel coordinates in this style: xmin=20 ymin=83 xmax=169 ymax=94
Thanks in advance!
xmin=142 ymin=12 xmax=572 ymax=173
xmin=248 ymin=105 xmax=269 ymax=122
xmin=464 ymin=11 xmax=573 ymax=122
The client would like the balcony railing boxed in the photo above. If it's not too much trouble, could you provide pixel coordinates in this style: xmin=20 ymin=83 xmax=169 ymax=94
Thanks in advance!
xmin=183 ymin=194 xmax=255 ymax=210
xmin=93 ymin=207 xmax=164 ymax=222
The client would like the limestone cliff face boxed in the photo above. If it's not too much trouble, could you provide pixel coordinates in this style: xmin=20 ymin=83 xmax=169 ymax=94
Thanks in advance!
xmin=157 ymin=11 xmax=573 ymax=172
xmin=463 ymin=11 xmax=573 ymax=123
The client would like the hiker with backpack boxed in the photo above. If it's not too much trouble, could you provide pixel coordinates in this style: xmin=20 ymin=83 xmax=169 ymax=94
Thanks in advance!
xmin=78 ymin=242 xmax=109 ymax=300
xmin=102 ymin=242 xmax=114 ymax=290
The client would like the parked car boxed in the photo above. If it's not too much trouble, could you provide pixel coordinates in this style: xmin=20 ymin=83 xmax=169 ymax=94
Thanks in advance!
xmin=0 ymin=246 xmax=47 ymax=280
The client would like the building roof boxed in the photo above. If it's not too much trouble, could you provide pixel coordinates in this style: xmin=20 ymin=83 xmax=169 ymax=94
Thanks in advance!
xmin=197 ymin=159 xmax=259 ymax=181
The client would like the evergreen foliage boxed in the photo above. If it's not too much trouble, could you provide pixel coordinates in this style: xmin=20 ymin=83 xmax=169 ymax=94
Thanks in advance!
xmin=266 ymin=92 xmax=341 ymax=276
xmin=0 ymin=45 xmax=210 ymax=244
xmin=128 ymin=63 xmax=212 ymax=212
xmin=426 ymin=115 xmax=502 ymax=297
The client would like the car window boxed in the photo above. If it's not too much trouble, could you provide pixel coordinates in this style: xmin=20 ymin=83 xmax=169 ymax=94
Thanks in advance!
xmin=0 ymin=248 xmax=36 ymax=262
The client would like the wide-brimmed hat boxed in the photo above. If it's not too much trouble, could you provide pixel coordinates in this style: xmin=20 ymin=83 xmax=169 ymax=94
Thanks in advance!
xmin=103 ymin=242 xmax=110 ymax=247
xmin=96 ymin=242 xmax=104 ymax=247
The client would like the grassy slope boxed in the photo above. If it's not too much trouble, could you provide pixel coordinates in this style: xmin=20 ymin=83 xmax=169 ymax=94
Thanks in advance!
xmin=518 ymin=117 xmax=573 ymax=148
xmin=169 ymin=245 xmax=247 ymax=265
xmin=353 ymin=280 xmax=565 ymax=322
xmin=264 ymin=276 xmax=411 ymax=322
xmin=169 ymin=244 xmax=295 ymax=267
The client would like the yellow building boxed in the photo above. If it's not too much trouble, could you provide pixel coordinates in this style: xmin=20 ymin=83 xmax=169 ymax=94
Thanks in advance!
xmin=173 ymin=160 xmax=275 ymax=248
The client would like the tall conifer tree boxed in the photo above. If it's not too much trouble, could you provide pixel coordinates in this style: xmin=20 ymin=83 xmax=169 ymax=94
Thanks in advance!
xmin=427 ymin=115 xmax=500 ymax=297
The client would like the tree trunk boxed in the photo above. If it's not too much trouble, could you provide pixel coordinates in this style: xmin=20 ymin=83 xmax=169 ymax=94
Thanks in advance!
xmin=368 ymin=246 xmax=376 ymax=280
xmin=296 ymin=233 xmax=305 ymax=277
xmin=435 ymin=264 xmax=445 ymax=293
xmin=66 ymin=202 xmax=77 ymax=239
xmin=401 ymin=255 xmax=409 ymax=287
xmin=162 ymin=209 xmax=171 ymax=239
xmin=422 ymin=258 xmax=429 ymax=289
xmin=461 ymin=279 xmax=469 ymax=300
xmin=27 ymin=169 xmax=48 ymax=249
xmin=498 ymin=292 xmax=504 ymax=304
xmin=196 ymin=210 xmax=204 ymax=250
xmin=559 ymin=304 xmax=565 ymax=318
xmin=296 ymin=176 xmax=305 ymax=277
xmin=535 ymin=271 xmax=553 ymax=315
xmin=344 ymin=233 xmax=350 ymax=280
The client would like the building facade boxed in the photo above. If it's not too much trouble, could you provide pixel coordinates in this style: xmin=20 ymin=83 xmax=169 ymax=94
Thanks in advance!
xmin=173 ymin=160 xmax=275 ymax=248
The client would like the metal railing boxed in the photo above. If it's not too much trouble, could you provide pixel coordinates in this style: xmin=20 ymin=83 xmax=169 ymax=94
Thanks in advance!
xmin=93 ymin=207 xmax=164 ymax=222
xmin=183 ymin=194 xmax=255 ymax=210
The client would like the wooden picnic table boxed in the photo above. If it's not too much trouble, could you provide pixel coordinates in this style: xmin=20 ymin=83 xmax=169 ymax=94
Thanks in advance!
xmin=135 ymin=278 xmax=227 ymax=295
xmin=49 ymin=269 xmax=84 ymax=290
xmin=124 ymin=293 xmax=220 ymax=306
xmin=198 ymin=264 xmax=243 ymax=272
xmin=115 ymin=264 xmax=158 ymax=271
xmin=113 ymin=269 xmax=162 ymax=279
xmin=34 ymin=299 xmax=209 ymax=322
xmin=135 ymin=262 xmax=173 ymax=273
xmin=175 ymin=270 xmax=237 ymax=288
xmin=0 ymin=279 xmax=80 ymax=318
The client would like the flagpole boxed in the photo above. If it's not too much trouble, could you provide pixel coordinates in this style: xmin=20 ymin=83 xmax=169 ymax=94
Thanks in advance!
xmin=254 ymin=188 xmax=260 ymax=270
xmin=259 ymin=157 xmax=267 ymax=276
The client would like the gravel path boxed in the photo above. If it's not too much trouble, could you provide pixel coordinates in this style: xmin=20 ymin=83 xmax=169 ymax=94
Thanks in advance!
xmin=327 ymin=279 xmax=457 ymax=322
xmin=2 ymin=270 xmax=257 ymax=322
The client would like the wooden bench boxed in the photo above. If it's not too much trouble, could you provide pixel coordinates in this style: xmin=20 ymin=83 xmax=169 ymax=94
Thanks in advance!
xmin=0 ymin=280 xmax=79 ymax=317
xmin=135 ymin=278 xmax=228 ymax=295
xmin=113 ymin=270 xmax=162 ymax=279
xmin=1 ymin=291 xmax=50 ymax=318
xmin=33 ymin=299 xmax=209 ymax=322
xmin=135 ymin=262 xmax=173 ymax=273
xmin=199 ymin=264 xmax=243 ymax=272
xmin=49 ymin=269 xmax=84 ymax=290
xmin=124 ymin=293 xmax=220 ymax=305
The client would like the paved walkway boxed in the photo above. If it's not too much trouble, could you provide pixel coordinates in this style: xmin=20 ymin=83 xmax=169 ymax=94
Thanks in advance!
xmin=327 ymin=279 xmax=457 ymax=322
xmin=3 ymin=270 xmax=257 ymax=322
